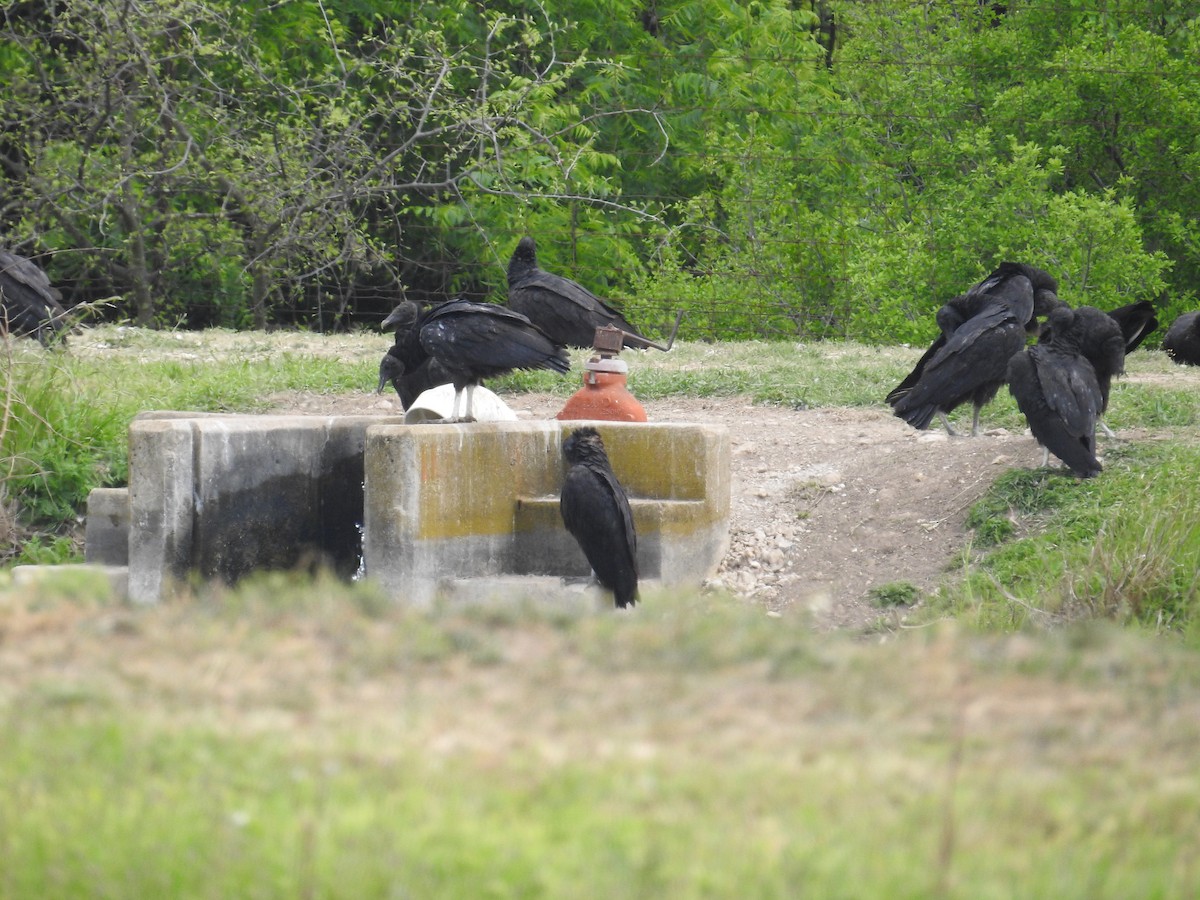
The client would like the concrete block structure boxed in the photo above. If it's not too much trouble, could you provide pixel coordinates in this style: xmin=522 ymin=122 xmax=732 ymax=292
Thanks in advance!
xmin=84 ymin=487 xmax=131 ymax=565
xmin=124 ymin=412 xmax=398 ymax=603
xmin=363 ymin=420 xmax=730 ymax=606
xmin=84 ymin=414 xmax=730 ymax=606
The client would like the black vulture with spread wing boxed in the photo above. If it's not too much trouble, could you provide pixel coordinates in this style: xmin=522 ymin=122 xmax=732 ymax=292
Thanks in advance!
xmin=559 ymin=426 xmax=639 ymax=609
xmin=1008 ymin=305 xmax=1104 ymax=478
xmin=889 ymin=263 xmax=1051 ymax=436
xmin=506 ymin=236 xmax=642 ymax=348
xmin=376 ymin=302 xmax=454 ymax=409
xmin=0 ymin=250 xmax=69 ymax=346
xmin=1163 ymin=311 xmax=1200 ymax=366
xmin=887 ymin=262 xmax=1061 ymax=434
xmin=413 ymin=298 xmax=570 ymax=422
xmin=1106 ymin=299 xmax=1158 ymax=354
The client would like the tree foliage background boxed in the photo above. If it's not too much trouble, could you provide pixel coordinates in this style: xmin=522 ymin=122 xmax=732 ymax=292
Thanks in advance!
xmin=1 ymin=0 xmax=1195 ymax=342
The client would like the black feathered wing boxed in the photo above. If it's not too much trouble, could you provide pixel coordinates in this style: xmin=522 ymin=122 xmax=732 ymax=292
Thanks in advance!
xmin=418 ymin=301 xmax=570 ymax=384
xmin=1108 ymin=301 xmax=1158 ymax=353
xmin=1037 ymin=350 xmax=1101 ymax=441
xmin=509 ymin=269 xmax=642 ymax=347
xmin=560 ymin=462 xmax=639 ymax=608
xmin=886 ymin=333 xmax=945 ymax=407
xmin=891 ymin=304 xmax=1025 ymax=429
xmin=1008 ymin=348 xmax=1102 ymax=478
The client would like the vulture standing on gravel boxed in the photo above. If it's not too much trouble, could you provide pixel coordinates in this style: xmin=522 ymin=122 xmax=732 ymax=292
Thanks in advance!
xmin=559 ymin=426 xmax=639 ymax=608
xmin=1162 ymin=311 xmax=1200 ymax=366
xmin=407 ymin=298 xmax=570 ymax=422
xmin=889 ymin=262 xmax=1054 ymax=436
xmin=0 ymin=249 xmax=69 ymax=346
xmin=1007 ymin=305 xmax=1104 ymax=478
xmin=506 ymin=236 xmax=642 ymax=348
xmin=376 ymin=301 xmax=454 ymax=409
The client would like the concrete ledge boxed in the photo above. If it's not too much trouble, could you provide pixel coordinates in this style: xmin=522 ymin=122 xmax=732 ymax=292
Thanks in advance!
xmin=364 ymin=420 xmax=730 ymax=606
xmin=126 ymin=412 xmax=403 ymax=603
xmin=82 ymin=413 xmax=729 ymax=608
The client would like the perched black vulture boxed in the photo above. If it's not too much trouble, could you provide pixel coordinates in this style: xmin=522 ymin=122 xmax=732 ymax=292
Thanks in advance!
xmin=1007 ymin=306 xmax=1103 ymax=478
xmin=413 ymin=298 xmax=570 ymax=422
xmin=1163 ymin=311 xmax=1200 ymax=366
xmin=0 ymin=249 xmax=69 ymax=346
xmin=376 ymin=301 xmax=454 ymax=410
xmin=1106 ymin=299 xmax=1159 ymax=354
xmin=506 ymin=236 xmax=642 ymax=348
xmin=886 ymin=263 xmax=1061 ymax=431
xmin=889 ymin=263 xmax=1046 ymax=436
xmin=559 ymin=426 xmax=639 ymax=608
xmin=1038 ymin=305 xmax=1127 ymax=438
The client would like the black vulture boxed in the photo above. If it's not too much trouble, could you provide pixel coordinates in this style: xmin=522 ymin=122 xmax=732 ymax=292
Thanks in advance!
xmin=0 ymin=249 xmax=69 ymax=346
xmin=889 ymin=263 xmax=1047 ymax=436
xmin=413 ymin=298 xmax=570 ymax=422
xmin=1106 ymin=299 xmax=1158 ymax=354
xmin=506 ymin=236 xmax=642 ymax=348
xmin=886 ymin=263 xmax=1061 ymax=433
xmin=559 ymin=426 xmax=639 ymax=608
xmin=1038 ymin=305 xmax=1127 ymax=439
xmin=1007 ymin=306 xmax=1103 ymax=478
xmin=376 ymin=301 xmax=454 ymax=410
xmin=1163 ymin=311 xmax=1200 ymax=366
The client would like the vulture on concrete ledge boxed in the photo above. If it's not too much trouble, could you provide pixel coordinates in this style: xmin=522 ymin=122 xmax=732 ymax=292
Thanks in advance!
xmin=376 ymin=301 xmax=454 ymax=410
xmin=559 ymin=426 xmax=639 ymax=609
xmin=408 ymin=298 xmax=570 ymax=422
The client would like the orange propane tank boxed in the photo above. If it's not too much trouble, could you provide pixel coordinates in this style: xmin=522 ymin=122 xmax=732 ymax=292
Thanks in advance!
xmin=557 ymin=356 xmax=647 ymax=422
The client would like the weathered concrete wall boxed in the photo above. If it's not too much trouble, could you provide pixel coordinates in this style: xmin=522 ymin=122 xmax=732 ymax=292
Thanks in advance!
xmin=126 ymin=413 xmax=401 ymax=603
xmin=84 ymin=487 xmax=130 ymax=566
xmin=89 ymin=413 xmax=728 ymax=607
xmin=363 ymin=420 xmax=730 ymax=606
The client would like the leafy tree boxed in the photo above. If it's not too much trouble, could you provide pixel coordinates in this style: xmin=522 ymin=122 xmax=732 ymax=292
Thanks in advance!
xmin=0 ymin=0 xmax=649 ymax=327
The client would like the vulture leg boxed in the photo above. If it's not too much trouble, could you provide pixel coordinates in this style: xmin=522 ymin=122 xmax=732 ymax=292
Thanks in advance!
xmin=448 ymin=388 xmax=463 ymax=423
xmin=938 ymin=412 xmax=958 ymax=436
xmin=1099 ymin=420 xmax=1118 ymax=440
xmin=462 ymin=384 xmax=477 ymax=423
xmin=1041 ymin=446 xmax=1050 ymax=468
xmin=970 ymin=405 xmax=982 ymax=437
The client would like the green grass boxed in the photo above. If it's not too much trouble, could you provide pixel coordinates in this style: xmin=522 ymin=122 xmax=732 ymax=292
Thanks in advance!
xmin=931 ymin=442 xmax=1200 ymax=636
xmin=4 ymin=330 xmax=1200 ymax=897
xmin=4 ymin=712 xmax=1196 ymax=898
xmin=3 ymin=586 xmax=1200 ymax=898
